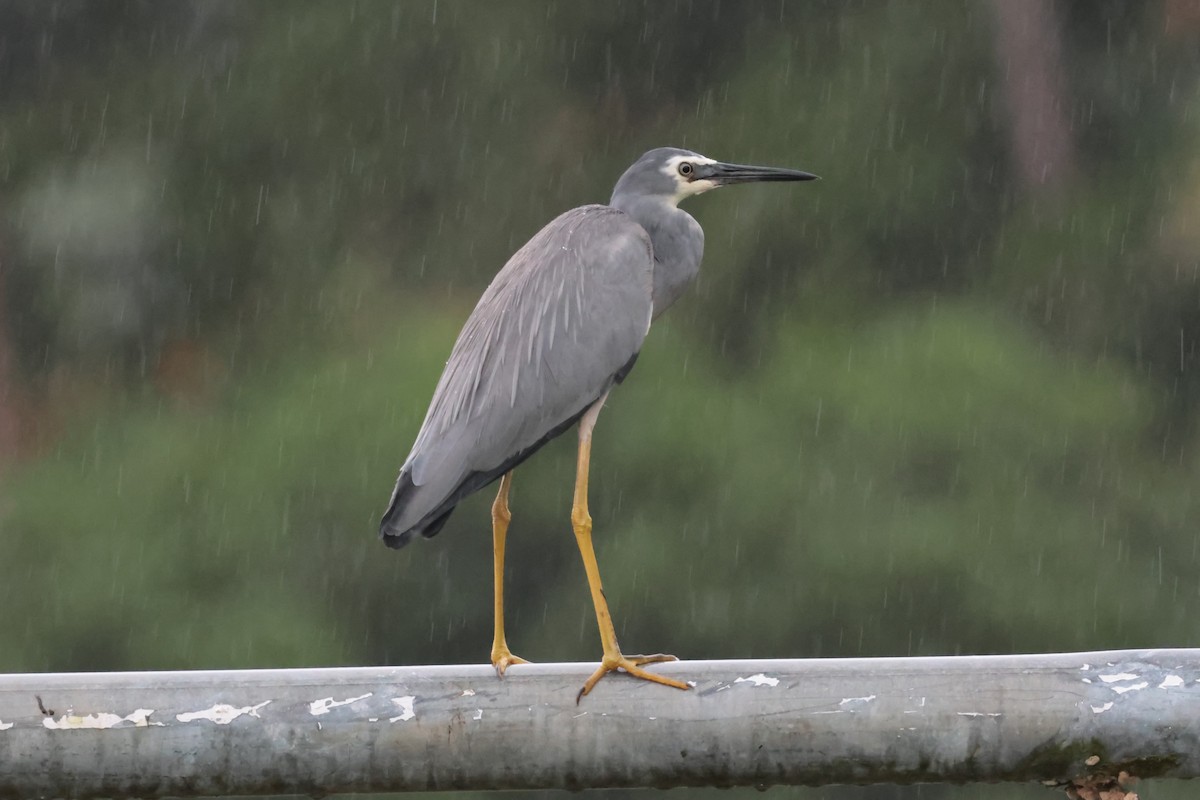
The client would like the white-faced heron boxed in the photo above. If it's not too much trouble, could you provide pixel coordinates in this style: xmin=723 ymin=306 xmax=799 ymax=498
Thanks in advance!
xmin=380 ymin=147 xmax=817 ymax=698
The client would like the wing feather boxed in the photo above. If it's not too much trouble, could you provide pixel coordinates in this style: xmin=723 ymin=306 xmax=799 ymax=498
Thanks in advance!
xmin=381 ymin=205 xmax=653 ymax=543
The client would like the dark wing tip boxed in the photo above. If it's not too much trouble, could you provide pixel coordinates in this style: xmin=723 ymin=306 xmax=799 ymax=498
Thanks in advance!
xmin=380 ymin=506 xmax=455 ymax=549
xmin=381 ymin=526 xmax=414 ymax=549
xmin=379 ymin=469 xmax=458 ymax=549
xmin=379 ymin=470 xmax=416 ymax=547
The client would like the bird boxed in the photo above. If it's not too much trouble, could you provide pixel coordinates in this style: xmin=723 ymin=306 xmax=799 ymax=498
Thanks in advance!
xmin=380 ymin=147 xmax=817 ymax=699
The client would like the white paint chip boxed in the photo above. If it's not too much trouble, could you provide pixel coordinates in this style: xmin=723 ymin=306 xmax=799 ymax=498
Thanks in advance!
xmin=176 ymin=701 xmax=270 ymax=725
xmin=309 ymin=693 xmax=372 ymax=716
xmin=735 ymin=673 xmax=780 ymax=688
xmin=461 ymin=689 xmax=476 ymax=697
xmin=472 ymin=709 xmax=483 ymax=721
xmin=1098 ymin=672 xmax=1139 ymax=683
xmin=839 ymin=695 xmax=877 ymax=705
xmin=0 ymin=719 xmax=14 ymax=731
xmin=44 ymin=708 xmax=161 ymax=730
xmin=1091 ymin=702 xmax=1115 ymax=714
xmin=956 ymin=712 xmax=1002 ymax=718
xmin=1158 ymin=675 xmax=1184 ymax=689
xmin=1110 ymin=681 xmax=1149 ymax=695
xmin=388 ymin=696 xmax=416 ymax=723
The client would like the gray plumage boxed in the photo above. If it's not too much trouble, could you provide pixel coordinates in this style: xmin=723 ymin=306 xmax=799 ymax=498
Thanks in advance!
xmin=380 ymin=147 xmax=816 ymax=548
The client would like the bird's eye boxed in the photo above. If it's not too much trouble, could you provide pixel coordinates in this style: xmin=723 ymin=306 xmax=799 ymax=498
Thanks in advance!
xmin=678 ymin=162 xmax=694 ymax=177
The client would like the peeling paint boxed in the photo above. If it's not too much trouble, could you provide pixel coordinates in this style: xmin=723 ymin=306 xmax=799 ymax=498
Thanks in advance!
xmin=388 ymin=696 xmax=415 ymax=723
xmin=176 ymin=701 xmax=270 ymax=725
xmin=1091 ymin=702 xmax=1115 ymax=714
xmin=734 ymin=673 xmax=780 ymax=687
xmin=472 ymin=709 xmax=483 ymax=721
xmin=1158 ymin=675 xmax=1184 ymax=689
xmin=0 ymin=719 xmax=13 ymax=731
xmin=43 ymin=708 xmax=161 ymax=730
xmin=309 ymin=693 xmax=372 ymax=716
xmin=1098 ymin=672 xmax=1139 ymax=683
xmin=461 ymin=689 xmax=476 ymax=697
xmin=839 ymin=695 xmax=876 ymax=705
xmin=956 ymin=712 xmax=1002 ymax=718
xmin=1110 ymin=681 xmax=1148 ymax=695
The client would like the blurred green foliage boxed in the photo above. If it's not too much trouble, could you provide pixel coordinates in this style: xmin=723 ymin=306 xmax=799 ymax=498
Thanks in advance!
xmin=1 ymin=2 xmax=1198 ymax=799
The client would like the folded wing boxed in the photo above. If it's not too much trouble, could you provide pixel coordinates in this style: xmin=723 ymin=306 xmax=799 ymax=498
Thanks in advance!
xmin=380 ymin=204 xmax=654 ymax=547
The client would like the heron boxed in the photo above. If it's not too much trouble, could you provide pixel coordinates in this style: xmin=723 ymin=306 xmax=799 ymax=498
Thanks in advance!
xmin=380 ymin=147 xmax=817 ymax=698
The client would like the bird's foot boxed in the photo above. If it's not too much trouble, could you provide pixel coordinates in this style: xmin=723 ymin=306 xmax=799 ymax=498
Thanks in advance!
xmin=576 ymin=651 xmax=688 ymax=702
xmin=490 ymin=645 xmax=530 ymax=678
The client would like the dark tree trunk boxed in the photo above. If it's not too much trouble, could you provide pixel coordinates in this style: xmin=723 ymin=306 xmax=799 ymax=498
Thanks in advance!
xmin=988 ymin=0 xmax=1076 ymax=194
xmin=0 ymin=238 xmax=21 ymax=471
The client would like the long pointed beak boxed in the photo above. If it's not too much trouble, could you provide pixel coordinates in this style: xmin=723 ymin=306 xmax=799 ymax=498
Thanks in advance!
xmin=703 ymin=161 xmax=820 ymax=185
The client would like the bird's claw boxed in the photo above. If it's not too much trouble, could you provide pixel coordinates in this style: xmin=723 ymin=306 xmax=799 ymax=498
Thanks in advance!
xmin=490 ymin=647 xmax=530 ymax=678
xmin=576 ymin=652 xmax=688 ymax=702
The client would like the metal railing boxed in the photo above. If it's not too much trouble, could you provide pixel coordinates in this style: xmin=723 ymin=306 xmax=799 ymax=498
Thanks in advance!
xmin=0 ymin=649 xmax=1196 ymax=797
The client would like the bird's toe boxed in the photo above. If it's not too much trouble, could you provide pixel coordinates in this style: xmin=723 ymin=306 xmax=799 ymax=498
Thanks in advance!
xmin=490 ymin=648 xmax=531 ymax=678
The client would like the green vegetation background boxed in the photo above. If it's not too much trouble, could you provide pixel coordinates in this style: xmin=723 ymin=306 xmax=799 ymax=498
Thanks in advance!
xmin=1 ymin=3 xmax=1197 ymax=799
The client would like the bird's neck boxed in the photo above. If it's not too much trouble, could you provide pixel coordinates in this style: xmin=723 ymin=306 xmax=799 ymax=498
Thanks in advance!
xmin=610 ymin=194 xmax=704 ymax=318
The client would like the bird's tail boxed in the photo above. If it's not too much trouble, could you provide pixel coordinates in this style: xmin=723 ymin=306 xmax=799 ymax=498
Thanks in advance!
xmin=379 ymin=469 xmax=456 ymax=549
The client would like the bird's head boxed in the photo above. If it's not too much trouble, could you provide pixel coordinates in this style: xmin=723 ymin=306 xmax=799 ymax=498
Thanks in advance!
xmin=611 ymin=147 xmax=818 ymax=208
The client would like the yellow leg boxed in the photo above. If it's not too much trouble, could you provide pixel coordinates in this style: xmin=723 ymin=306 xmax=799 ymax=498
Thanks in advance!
xmin=490 ymin=471 xmax=529 ymax=677
xmin=572 ymin=395 xmax=689 ymax=702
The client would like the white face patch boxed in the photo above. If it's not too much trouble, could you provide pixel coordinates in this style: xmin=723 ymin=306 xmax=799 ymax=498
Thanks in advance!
xmin=660 ymin=154 xmax=719 ymax=206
